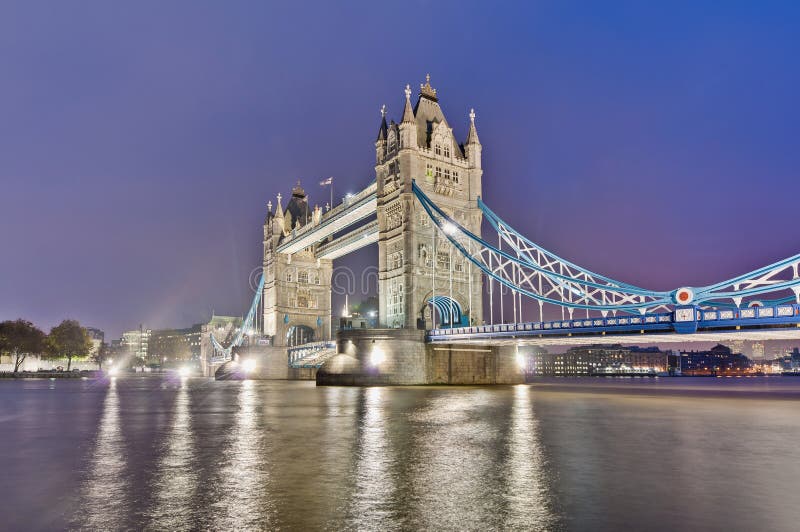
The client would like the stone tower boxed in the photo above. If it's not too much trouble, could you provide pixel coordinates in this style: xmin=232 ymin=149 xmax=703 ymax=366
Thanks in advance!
xmin=262 ymin=184 xmax=333 ymax=346
xmin=376 ymin=76 xmax=483 ymax=328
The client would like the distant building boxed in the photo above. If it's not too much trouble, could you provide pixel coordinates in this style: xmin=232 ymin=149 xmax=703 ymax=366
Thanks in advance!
xmin=679 ymin=344 xmax=751 ymax=375
xmin=147 ymin=325 xmax=202 ymax=366
xmin=751 ymin=341 xmax=765 ymax=359
xmin=528 ymin=345 xmax=669 ymax=376
xmin=122 ymin=328 xmax=151 ymax=361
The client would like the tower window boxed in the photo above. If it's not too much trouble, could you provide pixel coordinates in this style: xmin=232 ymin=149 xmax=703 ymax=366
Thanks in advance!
xmin=298 ymin=271 xmax=309 ymax=284
xmin=435 ymin=144 xmax=441 ymax=156
xmin=444 ymin=145 xmax=450 ymax=158
xmin=426 ymin=163 xmax=433 ymax=177
xmin=435 ymin=167 xmax=442 ymax=179
xmin=453 ymin=171 xmax=459 ymax=184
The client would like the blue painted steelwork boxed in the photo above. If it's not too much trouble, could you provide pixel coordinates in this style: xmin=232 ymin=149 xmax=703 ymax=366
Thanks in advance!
xmin=428 ymin=304 xmax=800 ymax=342
xmin=428 ymin=295 xmax=464 ymax=326
xmin=210 ymin=274 xmax=265 ymax=362
xmin=412 ymin=180 xmax=800 ymax=316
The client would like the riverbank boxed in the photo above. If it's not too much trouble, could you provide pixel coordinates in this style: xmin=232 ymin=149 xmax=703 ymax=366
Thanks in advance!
xmin=0 ymin=370 xmax=102 ymax=379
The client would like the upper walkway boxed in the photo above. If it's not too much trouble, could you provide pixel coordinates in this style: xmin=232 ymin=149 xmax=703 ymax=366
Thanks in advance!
xmin=276 ymin=181 xmax=377 ymax=255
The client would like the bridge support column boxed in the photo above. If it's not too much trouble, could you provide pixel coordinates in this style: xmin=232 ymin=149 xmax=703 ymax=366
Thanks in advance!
xmin=316 ymin=329 xmax=525 ymax=385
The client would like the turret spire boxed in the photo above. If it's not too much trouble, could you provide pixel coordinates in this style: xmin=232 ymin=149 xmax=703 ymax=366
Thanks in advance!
xmin=275 ymin=192 xmax=284 ymax=218
xmin=466 ymin=108 xmax=480 ymax=145
xmin=377 ymin=104 xmax=388 ymax=141
xmin=402 ymin=84 xmax=415 ymax=124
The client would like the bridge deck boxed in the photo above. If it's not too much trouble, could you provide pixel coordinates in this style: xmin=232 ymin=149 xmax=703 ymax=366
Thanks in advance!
xmin=429 ymin=304 xmax=800 ymax=346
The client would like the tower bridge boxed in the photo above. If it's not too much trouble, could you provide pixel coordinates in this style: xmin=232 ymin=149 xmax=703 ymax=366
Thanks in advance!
xmin=203 ymin=75 xmax=800 ymax=384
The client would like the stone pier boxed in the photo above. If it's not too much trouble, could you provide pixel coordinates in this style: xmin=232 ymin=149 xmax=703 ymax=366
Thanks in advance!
xmin=317 ymin=329 xmax=525 ymax=386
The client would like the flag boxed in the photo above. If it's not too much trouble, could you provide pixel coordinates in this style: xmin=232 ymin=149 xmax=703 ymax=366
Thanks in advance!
xmin=319 ymin=177 xmax=333 ymax=186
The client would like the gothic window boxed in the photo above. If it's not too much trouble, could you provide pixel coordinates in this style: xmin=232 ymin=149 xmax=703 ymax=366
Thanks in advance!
xmin=444 ymin=168 xmax=451 ymax=181
xmin=297 ymin=295 xmax=308 ymax=308
xmin=386 ymin=202 xmax=403 ymax=230
xmin=444 ymin=145 xmax=450 ymax=158
xmin=285 ymin=270 xmax=294 ymax=283
xmin=454 ymin=261 xmax=464 ymax=273
xmin=390 ymin=251 xmax=404 ymax=270
xmin=437 ymin=250 xmax=450 ymax=270
xmin=419 ymin=213 xmax=430 ymax=227
xmin=435 ymin=144 xmax=441 ymax=156
xmin=435 ymin=167 xmax=442 ymax=179
xmin=298 ymin=270 xmax=309 ymax=284
xmin=453 ymin=171 xmax=460 ymax=184
xmin=426 ymin=163 xmax=433 ymax=177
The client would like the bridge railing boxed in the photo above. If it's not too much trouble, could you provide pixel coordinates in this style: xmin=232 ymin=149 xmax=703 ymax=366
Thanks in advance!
xmin=429 ymin=303 xmax=800 ymax=339
xmin=287 ymin=341 xmax=337 ymax=363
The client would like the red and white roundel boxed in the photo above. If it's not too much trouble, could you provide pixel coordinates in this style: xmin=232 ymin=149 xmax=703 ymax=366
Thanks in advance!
xmin=675 ymin=287 xmax=694 ymax=304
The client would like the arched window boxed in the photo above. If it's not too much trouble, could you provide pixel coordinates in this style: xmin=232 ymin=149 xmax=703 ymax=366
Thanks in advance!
xmin=435 ymin=144 xmax=441 ymax=156
xmin=298 ymin=270 xmax=309 ymax=284
xmin=285 ymin=270 xmax=294 ymax=283
xmin=444 ymin=145 xmax=450 ymax=158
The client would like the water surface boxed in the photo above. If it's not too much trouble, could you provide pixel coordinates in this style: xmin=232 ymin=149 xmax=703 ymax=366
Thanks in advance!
xmin=1 ymin=376 xmax=799 ymax=531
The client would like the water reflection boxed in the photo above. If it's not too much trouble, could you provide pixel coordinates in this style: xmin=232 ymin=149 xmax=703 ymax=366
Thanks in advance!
xmin=503 ymin=384 xmax=560 ymax=529
xmin=350 ymin=387 xmax=396 ymax=528
xmin=212 ymin=380 xmax=273 ymax=530
xmin=80 ymin=379 xmax=129 ymax=530
xmin=148 ymin=380 xmax=196 ymax=529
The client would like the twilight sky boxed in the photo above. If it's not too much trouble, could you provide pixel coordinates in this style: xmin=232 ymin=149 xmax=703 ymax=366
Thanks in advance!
xmin=1 ymin=1 xmax=799 ymax=339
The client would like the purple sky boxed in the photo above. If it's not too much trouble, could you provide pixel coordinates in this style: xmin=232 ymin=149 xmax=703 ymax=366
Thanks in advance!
xmin=1 ymin=1 xmax=799 ymax=340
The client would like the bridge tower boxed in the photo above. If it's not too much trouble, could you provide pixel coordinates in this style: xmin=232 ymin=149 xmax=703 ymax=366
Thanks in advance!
xmin=376 ymin=76 xmax=483 ymax=328
xmin=262 ymin=184 xmax=333 ymax=346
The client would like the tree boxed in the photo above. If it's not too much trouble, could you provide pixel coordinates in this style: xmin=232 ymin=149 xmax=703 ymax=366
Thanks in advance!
xmin=92 ymin=342 xmax=109 ymax=370
xmin=0 ymin=320 xmax=46 ymax=374
xmin=46 ymin=320 xmax=93 ymax=371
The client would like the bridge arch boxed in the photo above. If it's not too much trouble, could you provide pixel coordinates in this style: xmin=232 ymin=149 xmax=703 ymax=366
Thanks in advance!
xmin=287 ymin=324 xmax=315 ymax=347
xmin=424 ymin=295 xmax=465 ymax=328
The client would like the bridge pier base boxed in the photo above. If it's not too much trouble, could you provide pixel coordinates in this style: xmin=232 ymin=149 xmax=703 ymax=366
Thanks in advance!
xmin=317 ymin=329 xmax=524 ymax=386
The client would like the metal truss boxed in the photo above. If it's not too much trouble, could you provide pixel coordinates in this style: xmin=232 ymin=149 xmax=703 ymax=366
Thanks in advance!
xmin=210 ymin=274 xmax=264 ymax=361
xmin=413 ymin=180 xmax=800 ymax=317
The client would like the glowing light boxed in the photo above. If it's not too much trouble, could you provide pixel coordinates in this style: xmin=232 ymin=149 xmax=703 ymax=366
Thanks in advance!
xmin=442 ymin=221 xmax=457 ymax=235
xmin=515 ymin=353 xmax=526 ymax=369
xmin=178 ymin=366 xmax=191 ymax=378
xmin=108 ymin=367 xmax=118 ymax=376
xmin=242 ymin=359 xmax=257 ymax=373
xmin=370 ymin=346 xmax=385 ymax=366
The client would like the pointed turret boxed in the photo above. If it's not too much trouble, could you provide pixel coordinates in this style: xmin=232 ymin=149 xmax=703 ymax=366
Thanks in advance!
xmin=377 ymin=104 xmax=388 ymax=141
xmin=466 ymin=108 xmax=480 ymax=145
xmin=399 ymin=84 xmax=417 ymax=149
xmin=273 ymin=193 xmax=286 ymax=236
xmin=376 ymin=104 xmax=388 ymax=164
xmin=274 ymin=193 xmax=284 ymax=219
xmin=401 ymin=84 xmax=415 ymax=124
xmin=465 ymin=108 xmax=482 ymax=169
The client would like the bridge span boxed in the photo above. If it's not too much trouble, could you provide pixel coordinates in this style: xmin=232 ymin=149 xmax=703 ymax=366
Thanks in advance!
xmin=204 ymin=75 xmax=800 ymax=384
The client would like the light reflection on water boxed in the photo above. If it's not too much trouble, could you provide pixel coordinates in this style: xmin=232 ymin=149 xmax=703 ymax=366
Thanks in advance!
xmin=148 ymin=380 xmax=196 ymax=529
xmin=81 ymin=379 xmax=129 ymax=531
xmin=4 ymin=377 xmax=800 ymax=530
xmin=211 ymin=380 xmax=274 ymax=530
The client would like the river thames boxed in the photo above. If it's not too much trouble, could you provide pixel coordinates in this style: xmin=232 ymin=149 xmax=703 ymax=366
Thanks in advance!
xmin=2 ymin=376 xmax=800 ymax=531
